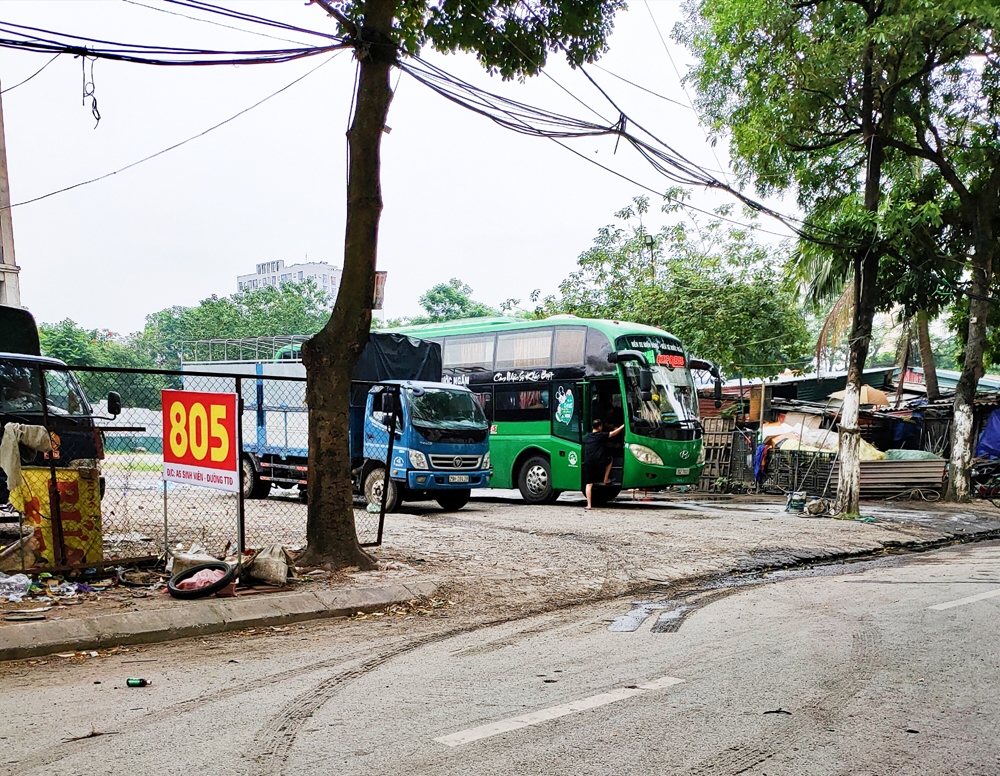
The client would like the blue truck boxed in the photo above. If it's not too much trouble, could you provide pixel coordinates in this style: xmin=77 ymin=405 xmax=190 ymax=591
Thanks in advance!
xmin=181 ymin=333 xmax=491 ymax=512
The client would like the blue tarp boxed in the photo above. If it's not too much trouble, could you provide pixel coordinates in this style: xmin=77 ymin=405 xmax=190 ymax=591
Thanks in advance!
xmin=976 ymin=407 xmax=1000 ymax=459
xmin=753 ymin=444 xmax=769 ymax=482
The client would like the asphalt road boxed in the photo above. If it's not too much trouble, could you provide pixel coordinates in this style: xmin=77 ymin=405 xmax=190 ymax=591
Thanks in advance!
xmin=3 ymin=542 xmax=999 ymax=776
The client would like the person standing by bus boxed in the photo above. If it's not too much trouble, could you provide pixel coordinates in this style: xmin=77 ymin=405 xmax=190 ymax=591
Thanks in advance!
xmin=583 ymin=418 xmax=624 ymax=509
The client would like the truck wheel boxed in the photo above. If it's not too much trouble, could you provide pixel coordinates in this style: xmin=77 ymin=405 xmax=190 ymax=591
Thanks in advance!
xmin=518 ymin=456 xmax=559 ymax=504
xmin=242 ymin=456 xmax=271 ymax=499
xmin=436 ymin=489 xmax=471 ymax=511
xmin=364 ymin=467 xmax=399 ymax=513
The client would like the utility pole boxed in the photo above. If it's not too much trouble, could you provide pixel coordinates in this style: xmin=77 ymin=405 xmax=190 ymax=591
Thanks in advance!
xmin=0 ymin=85 xmax=20 ymax=308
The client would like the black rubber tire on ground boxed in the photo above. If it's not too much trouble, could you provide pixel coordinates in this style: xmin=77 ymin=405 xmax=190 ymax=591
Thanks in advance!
xmin=436 ymin=489 xmax=471 ymax=511
xmin=167 ymin=561 xmax=236 ymax=600
xmin=518 ymin=456 xmax=560 ymax=504
xmin=242 ymin=456 xmax=271 ymax=499
xmin=364 ymin=467 xmax=400 ymax=513
xmin=587 ymin=484 xmax=622 ymax=508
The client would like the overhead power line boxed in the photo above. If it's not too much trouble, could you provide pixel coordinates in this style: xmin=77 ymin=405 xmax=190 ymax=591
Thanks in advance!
xmin=6 ymin=52 xmax=341 ymax=210
xmin=1 ymin=52 xmax=60 ymax=94
xmin=589 ymin=63 xmax=693 ymax=110
xmin=122 ymin=0 xmax=315 ymax=47
xmin=399 ymin=56 xmax=827 ymax=243
xmin=0 ymin=18 xmax=346 ymax=66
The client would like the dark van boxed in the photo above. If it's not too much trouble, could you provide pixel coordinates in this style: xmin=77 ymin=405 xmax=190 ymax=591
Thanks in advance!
xmin=0 ymin=305 xmax=120 ymax=504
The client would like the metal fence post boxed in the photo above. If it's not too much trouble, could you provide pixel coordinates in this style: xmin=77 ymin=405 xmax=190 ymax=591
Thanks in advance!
xmin=37 ymin=364 xmax=66 ymax=566
xmin=163 ymin=480 xmax=169 ymax=560
xmin=376 ymin=384 xmax=398 ymax=546
xmin=236 ymin=376 xmax=245 ymax=554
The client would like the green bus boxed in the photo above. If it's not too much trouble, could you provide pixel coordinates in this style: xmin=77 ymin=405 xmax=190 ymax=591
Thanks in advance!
xmin=392 ymin=315 xmax=721 ymax=505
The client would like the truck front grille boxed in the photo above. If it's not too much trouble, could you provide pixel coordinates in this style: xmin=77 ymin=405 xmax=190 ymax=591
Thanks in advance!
xmin=428 ymin=455 xmax=482 ymax=470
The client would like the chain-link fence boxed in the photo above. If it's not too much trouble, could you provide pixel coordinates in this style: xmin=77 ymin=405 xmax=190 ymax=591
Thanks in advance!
xmin=0 ymin=363 xmax=394 ymax=571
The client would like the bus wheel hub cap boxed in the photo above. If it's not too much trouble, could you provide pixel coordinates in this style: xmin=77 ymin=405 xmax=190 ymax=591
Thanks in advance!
xmin=527 ymin=466 xmax=547 ymax=493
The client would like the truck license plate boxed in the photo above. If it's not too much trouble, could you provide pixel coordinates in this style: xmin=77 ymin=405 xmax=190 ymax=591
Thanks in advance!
xmin=448 ymin=475 xmax=470 ymax=483
xmin=675 ymin=467 xmax=690 ymax=476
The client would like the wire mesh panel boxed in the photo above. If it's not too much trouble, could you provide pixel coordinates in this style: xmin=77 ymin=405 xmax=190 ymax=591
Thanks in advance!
xmin=1 ymin=365 xmax=393 ymax=568
xmin=761 ymin=448 xmax=837 ymax=496
xmin=352 ymin=384 xmax=398 ymax=547
xmin=239 ymin=372 xmax=309 ymax=550
xmin=69 ymin=367 xmax=242 ymax=561
xmin=239 ymin=377 xmax=395 ymax=549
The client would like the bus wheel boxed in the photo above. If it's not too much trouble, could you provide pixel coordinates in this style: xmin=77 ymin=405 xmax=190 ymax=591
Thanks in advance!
xmin=518 ymin=456 xmax=558 ymax=504
xmin=436 ymin=489 xmax=471 ymax=511
xmin=242 ymin=456 xmax=271 ymax=499
xmin=364 ymin=467 xmax=399 ymax=513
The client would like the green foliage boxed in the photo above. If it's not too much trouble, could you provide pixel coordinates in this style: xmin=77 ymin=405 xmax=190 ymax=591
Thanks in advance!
xmin=677 ymin=0 xmax=1000 ymax=388
xmin=416 ymin=278 xmax=497 ymax=322
xmin=385 ymin=278 xmax=498 ymax=326
xmin=676 ymin=0 xmax=987 ymax=205
xmin=537 ymin=196 xmax=812 ymax=378
xmin=337 ymin=0 xmax=626 ymax=79
xmin=39 ymin=319 xmax=150 ymax=369
xmin=40 ymin=280 xmax=332 ymax=371
xmin=136 ymin=279 xmax=332 ymax=368
xmin=38 ymin=320 xmax=164 ymax=406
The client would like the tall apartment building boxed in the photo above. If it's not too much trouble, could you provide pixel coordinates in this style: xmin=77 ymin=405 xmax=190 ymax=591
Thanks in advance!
xmin=237 ymin=260 xmax=342 ymax=300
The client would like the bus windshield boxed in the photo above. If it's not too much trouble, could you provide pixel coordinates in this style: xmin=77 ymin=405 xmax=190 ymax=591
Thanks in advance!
xmin=622 ymin=362 xmax=699 ymax=437
xmin=405 ymin=387 xmax=488 ymax=431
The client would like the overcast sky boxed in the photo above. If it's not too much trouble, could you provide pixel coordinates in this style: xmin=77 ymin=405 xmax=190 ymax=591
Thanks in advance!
xmin=0 ymin=0 xmax=794 ymax=333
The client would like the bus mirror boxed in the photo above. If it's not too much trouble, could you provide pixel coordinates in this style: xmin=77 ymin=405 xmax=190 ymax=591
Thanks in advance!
xmin=714 ymin=377 xmax=723 ymax=409
xmin=107 ymin=391 xmax=122 ymax=417
xmin=641 ymin=391 xmax=653 ymax=402
xmin=639 ymin=369 xmax=653 ymax=393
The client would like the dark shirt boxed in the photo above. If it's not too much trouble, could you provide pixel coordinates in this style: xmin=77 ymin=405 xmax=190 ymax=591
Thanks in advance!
xmin=583 ymin=430 xmax=611 ymax=465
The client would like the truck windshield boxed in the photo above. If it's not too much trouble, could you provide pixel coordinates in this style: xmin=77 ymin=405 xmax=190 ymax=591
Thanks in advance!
xmin=0 ymin=361 xmax=89 ymax=416
xmin=406 ymin=387 xmax=488 ymax=431
xmin=622 ymin=362 xmax=699 ymax=438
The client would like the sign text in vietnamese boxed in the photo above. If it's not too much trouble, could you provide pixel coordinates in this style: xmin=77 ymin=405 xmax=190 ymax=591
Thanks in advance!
xmin=161 ymin=390 xmax=239 ymax=492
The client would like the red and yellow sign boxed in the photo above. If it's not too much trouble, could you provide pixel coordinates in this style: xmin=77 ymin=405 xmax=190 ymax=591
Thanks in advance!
xmin=161 ymin=390 xmax=239 ymax=492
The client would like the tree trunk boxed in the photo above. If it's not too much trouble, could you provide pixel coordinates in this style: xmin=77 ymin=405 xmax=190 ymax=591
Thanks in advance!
xmin=946 ymin=229 xmax=994 ymax=502
xmin=837 ymin=254 xmax=879 ymax=515
xmin=299 ymin=0 xmax=397 ymax=568
xmin=915 ymin=310 xmax=939 ymax=401
xmin=837 ymin=34 xmax=883 ymax=517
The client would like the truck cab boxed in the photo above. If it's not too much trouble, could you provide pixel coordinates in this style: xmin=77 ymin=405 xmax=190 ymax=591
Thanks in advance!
xmin=361 ymin=380 xmax=491 ymax=512
xmin=0 ymin=305 xmax=120 ymax=507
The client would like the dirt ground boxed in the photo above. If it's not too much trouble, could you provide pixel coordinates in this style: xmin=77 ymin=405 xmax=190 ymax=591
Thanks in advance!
xmin=4 ymin=490 xmax=998 ymax=630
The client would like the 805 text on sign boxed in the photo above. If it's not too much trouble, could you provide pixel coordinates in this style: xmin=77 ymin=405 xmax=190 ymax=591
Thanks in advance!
xmin=161 ymin=389 xmax=239 ymax=492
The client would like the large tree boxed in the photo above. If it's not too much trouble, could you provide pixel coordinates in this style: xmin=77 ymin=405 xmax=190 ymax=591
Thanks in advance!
xmin=678 ymin=0 xmax=982 ymax=514
xmin=298 ymin=0 xmax=624 ymax=568
xmin=879 ymin=13 xmax=1000 ymax=500
xmin=538 ymin=195 xmax=810 ymax=378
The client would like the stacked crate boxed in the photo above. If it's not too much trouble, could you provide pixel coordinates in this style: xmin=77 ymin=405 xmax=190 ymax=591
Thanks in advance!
xmin=698 ymin=416 xmax=737 ymax=491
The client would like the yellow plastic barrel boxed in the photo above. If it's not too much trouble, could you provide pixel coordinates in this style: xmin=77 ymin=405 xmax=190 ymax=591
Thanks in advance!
xmin=9 ymin=467 xmax=103 ymax=566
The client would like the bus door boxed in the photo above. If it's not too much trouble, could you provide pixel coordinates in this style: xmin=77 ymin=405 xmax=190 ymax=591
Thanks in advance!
xmin=550 ymin=380 xmax=585 ymax=490
xmin=589 ymin=378 xmax=626 ymax=485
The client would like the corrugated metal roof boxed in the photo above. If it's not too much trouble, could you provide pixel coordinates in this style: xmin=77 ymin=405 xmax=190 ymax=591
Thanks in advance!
xmin=907 ymin=366 xmax=1000 ymax=392
xmin=722 ymin=367 xmax=895 ymax=403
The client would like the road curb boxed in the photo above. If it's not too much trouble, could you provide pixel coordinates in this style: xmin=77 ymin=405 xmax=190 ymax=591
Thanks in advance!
xmin=0 ymin=580 xmax=439 ymax=662
xmin=627 ymin=522 xmax=1000 ymax=599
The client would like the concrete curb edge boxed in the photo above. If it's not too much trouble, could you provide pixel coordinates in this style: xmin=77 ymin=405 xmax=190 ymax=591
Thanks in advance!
xmin=0 ymin=580 xmax=439 ymax=662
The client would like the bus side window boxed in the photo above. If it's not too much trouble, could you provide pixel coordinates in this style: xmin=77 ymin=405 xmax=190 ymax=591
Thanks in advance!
xmin=494 ymin=387 xmax=549 ymax=422
xmin=472 ymin=390 xmax=493 ymax=422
